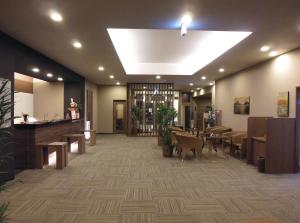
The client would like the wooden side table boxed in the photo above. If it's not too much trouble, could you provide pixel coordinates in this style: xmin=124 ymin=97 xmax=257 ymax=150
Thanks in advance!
xmin=63 ymin=134 xmax=86 ymax=154
xmin=83 ymin=130 xmax=96 ymax=146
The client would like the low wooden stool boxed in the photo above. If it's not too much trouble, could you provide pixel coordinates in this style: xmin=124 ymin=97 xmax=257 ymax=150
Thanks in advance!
xmin=36 ymin=142 xmax=68 ymax=169
xmin=83 ymin=129 xmax=96 ymax=146
xmin=63 ymin=134 xmax=86 ymax=154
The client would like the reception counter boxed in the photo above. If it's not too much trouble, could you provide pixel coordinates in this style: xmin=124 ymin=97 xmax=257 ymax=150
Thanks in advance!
xmin=14 ymin=119 xmax=84 ymax=169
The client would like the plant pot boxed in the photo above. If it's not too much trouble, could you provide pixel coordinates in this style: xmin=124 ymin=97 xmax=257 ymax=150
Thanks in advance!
xmin=163 ymin=145 xmax=173 ymax=157
xmin=158 ymin=135 xmax=163 ymax=146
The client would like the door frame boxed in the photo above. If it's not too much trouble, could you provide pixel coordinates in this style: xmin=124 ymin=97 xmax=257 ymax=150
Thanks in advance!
xmin=113 ymin=100 xmax=127 ymax=133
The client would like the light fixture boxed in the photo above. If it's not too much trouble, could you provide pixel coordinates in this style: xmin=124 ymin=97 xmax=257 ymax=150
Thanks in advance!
xmin=57 ymin=77 xmax=63 ymax=81
xmin=156 ymin=75 xmax=161 ymax=79
xmin=72 ymin=41 xmax=82 ymax=49
xmin=189 ymin=83 xmax=194 ymax=86
xmin=98 ymin=66 xmax=104 ymax=71
xmin=143 ymin=86 xmax=147 ymax=89
xmin=109 ymin=75 xmax=114 ymax=79
xmin=196 ymin=87 xmax=200 ymax=90
xmin=32 ymin=67 xmax=40 ymax=73
xmin=47 ymin=73 xmax=53 ymax=78
xmin=181 ymin=14 xmax=192 ymax=37
xmin=201 ymin=76 xmax=207 ymax=80
xmin=269 ymin=51 xmax=278 ymax=57
xmin=116 ymin=82 xmax=120 ymax=85
xmin=50 ymin=11 xmax=63 ymax=22
xmin=191 ymin=90 xmax=194 ymax=92
xmin=219 ymin=68 xmax=225 ymax=72
xmin=260 ymin=45 xmax=270 ymax=52
xmin=209 ymin=82 xmax=214 ymax=86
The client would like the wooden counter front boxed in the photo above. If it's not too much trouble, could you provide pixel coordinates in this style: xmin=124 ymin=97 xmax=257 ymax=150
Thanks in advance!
xmin=14 ymin=119 xmax=83 ymax=169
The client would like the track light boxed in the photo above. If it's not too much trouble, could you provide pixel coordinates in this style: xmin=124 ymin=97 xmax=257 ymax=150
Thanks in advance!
xmin=181 ymin=14 xmax=192 ymax=37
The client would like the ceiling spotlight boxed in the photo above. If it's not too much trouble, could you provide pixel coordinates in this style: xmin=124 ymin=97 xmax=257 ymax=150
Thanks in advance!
xmin=116 ymin=82 xmax=120 ymax=85
xmin=209 ymin=82 xmax=214 ymax=86
xmin=32 ymin=67 xmax=40 ymax=73
xmin=181 ymin=14 xmax=192 ymax=37
xmin=269 ymin=51 xmax=278 ymax=57
xmin=201 ymin=76 xmax=207 ymax=80
xmin=47 ymin=73 xmax=53 ymax=78
xmin=72 ymin=41 xmax=82 ymax=49
xmin=57 ymin=77 xmax=63 ymax=81
xmin=189 ymin=83 xmax=194 ymax=86
xmin=196 ymin=87 xmax=200 ymax=90
xmin=98 ymin=66 xmax=104 ymax=71
xmin=219 ymin=68 xmax=225 ymax=72
xmin=50 ymin=11 xmax=63 ymax=22
xmin=260 ymin=45 xmax=270 ymax=52
xmin=109 ymin=75 xmax=114 ymax=79
xmin=156 ymin=75 xmax=161 ymax=79
xmin=191 ymin=90 xmax=194 ymax=92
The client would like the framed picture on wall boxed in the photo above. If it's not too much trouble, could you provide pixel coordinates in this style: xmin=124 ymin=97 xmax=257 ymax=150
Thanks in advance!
xmin=0 ymin=78 xmax=12 ymax=128
xmin=234 ymin=96 xmax=250 ymax=114
xmin=277 ymin=91 xmax=289 ymax=117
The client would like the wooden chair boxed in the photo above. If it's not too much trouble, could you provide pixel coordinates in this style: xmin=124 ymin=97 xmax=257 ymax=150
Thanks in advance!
xmin=63 ymin=133 xmax=86 ymax=154
xmin=36 ymin=142 xmax=68 ymax=169
xmin=231 ymin=133 xmax=247 ymax=159
xmin=174 ymin=132 xmax=204 ymax=161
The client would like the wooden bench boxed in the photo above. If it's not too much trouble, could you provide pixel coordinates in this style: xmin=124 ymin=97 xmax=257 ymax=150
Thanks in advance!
xmin=63 ymin=133 xmax=86 ymax=154
xmin=82 ymin=129 xmax=96 ymax=146
xmin=36 ymin=142 xmax=68 ymax=169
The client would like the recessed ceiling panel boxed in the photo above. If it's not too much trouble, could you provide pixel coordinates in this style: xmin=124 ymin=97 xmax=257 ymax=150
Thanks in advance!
xmin=107 ymin=28 xmax=252 ymax=75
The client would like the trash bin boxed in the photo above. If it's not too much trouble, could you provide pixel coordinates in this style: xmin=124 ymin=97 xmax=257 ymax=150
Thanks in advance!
xmin=257 ymin=157 xmax=265 ymax=173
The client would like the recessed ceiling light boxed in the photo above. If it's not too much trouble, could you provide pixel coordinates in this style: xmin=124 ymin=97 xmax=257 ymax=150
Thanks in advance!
xmin=189 ymin=83 xmax=194 ymax=86
xmin=57 ymin=77 xmax=63 ymax=81
xmin=107 ymin=28 xmax=252 ymax=75
xmin=191 ymin=90 xmax=194 ymax=92
xmin=260 ymin=45 xmax=270 ymax=52
xmin=98 ymin=66 xmax=104 ymax=71
xmin=72 ymin=41 xmax=82 ymax=49
xmin=219 ymin=68 xmax=225 ymax=72
xmin=209 ymin=82 xmax=214 ymax=86
xmin=50 ymin=11 xmax=63 ymax=22
xmin=196 ymin=87 xmax=200 ymax=90
xmin=116 ymin=82 xmax=120 ymax=85
xmin=269 ymin=51 xmax=278 ymax=57
xmin=109 ymin=75 xmax=114 ymax=79
xmin=32 ymin=67 xmax=40 ymax=73
xmin=201 ymin=76 xmax=207 ymax=80
xmin=156 ymin=75 xmax=161 ymax=79
xmin=47 ymin=73 xmax=53 ymax=78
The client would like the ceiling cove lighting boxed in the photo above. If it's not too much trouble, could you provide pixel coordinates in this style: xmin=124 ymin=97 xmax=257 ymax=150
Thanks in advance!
xmin=156 ymin=75 xmax=161 ymax=79
xmin=116 ymin=82 xmax=120 ymax=85
xmin=98 ymin=66 xmax=104 ymax=71
xmin=109 ymin=75 xmax=115 ymax=79
xmin=260 ymin=45 xmax=270 ymax=52
xmin=57 ymin=77 xmax=63 ymax=81
xmin=72 ymin=41 xmax=82 ymax=49
xmin=181 ymin=14 xmax=192 ymax=37
xmin=50 ymin=11 xmax=63 ymax=22
xmin=201 ymin=76 xmax=207 ymax=80
xmin=107 ymin=28 xmax=252 ymax=76
xmin=46 ymin=73 xmax=53 ymax=78
xmin=219 ymin=68 xmax=225 ymax=72
xmin=32 ymin=67 xmax=40 ymax=73
xmin=269 ymin=51 xmax=278 ymax=57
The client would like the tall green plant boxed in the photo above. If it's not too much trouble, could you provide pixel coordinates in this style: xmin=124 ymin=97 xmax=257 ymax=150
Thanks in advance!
xmin=0 ymin=79 xmax=13 ymax=223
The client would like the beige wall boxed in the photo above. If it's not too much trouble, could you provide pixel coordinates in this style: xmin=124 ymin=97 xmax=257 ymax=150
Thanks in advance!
xmin=97 ymin=85 xmax=127 ymax=133
xmin=215 ymin=48 xmax=300 ymax=131
xmin=85 ymin=80 xmax=99 ymax=131
xmin=33 ymin=79 xmax=64 ymax=121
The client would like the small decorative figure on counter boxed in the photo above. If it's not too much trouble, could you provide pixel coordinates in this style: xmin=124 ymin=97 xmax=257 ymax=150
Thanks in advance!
xmin=67 ymin=98 xmax=80 ymax=120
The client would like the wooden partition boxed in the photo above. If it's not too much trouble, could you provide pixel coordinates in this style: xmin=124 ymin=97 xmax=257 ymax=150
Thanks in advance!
xmin=247 ymin=117 xmax=298 ymax=174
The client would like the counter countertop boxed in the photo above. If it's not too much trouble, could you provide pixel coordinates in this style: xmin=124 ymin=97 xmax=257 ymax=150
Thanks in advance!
xmin=14 ymin=119 xmax=83 ymax=129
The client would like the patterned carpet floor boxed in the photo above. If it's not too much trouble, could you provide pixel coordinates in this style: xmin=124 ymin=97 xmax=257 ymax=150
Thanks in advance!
xmin=2 ymin=134 xmax=300 ymax=223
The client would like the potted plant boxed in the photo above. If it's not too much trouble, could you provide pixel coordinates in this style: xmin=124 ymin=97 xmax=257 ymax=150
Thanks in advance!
xmin=162 ymin=129 xmax=173 ymax=157
xmin=0 ymin=79 xmax=14 ymax=223
xmin=131 ymin=105 xmax=142 ymax=136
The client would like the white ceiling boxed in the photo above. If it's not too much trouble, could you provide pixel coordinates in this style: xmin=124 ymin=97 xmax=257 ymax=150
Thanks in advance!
xmin=0 ymin=0 xmax=300 ymax=90
xmin=107 ymin=29 xmax=252 ymax=75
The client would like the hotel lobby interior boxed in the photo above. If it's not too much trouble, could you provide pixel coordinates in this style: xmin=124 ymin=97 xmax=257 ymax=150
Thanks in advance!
xmin=1 ymin=0 xmax=300 ymax=222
